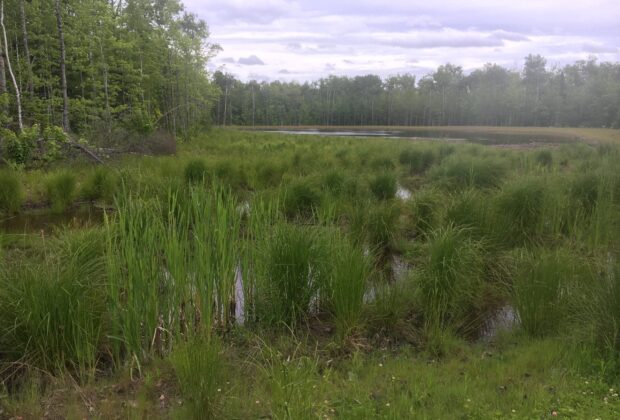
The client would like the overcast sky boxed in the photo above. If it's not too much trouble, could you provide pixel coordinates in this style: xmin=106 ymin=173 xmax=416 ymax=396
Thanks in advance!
xmin=184 ymin=0 xmax=620 ymax=82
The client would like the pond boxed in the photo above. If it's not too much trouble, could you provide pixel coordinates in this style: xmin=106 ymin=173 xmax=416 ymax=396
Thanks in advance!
xmin=254 ymin=127 xmax=573 ymax=146
xmin=0 ymin=206 xmax=106 ymax=234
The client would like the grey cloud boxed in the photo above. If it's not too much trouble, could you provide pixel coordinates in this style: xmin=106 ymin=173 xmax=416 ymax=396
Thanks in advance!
xmin=278 ymin=69 xmax=292 ymax=74
xmin=387 ymin=33 xmax=504 ymax=49
xmin=220 ymin=57 xmax=236 ymax=63
xmin=238 ymin=55 xmax=266 ymax=65
xmin=325 ymin=63 xmax=336 ymax=71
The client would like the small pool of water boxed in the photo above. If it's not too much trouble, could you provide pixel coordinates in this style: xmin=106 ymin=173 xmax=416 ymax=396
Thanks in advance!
xmin=0 ymin=206 xmax=106 ymax=234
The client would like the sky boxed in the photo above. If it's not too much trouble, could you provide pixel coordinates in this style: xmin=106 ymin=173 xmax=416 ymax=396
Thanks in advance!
xmin=184 ymin=0 xmax=620 ymax=83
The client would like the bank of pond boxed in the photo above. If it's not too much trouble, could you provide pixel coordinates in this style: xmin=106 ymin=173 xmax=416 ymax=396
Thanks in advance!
xmin=0 ymin=129 xmax=619 ymax=418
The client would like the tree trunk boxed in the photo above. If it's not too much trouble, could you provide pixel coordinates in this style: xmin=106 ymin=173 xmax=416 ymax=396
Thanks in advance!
xmin=0 ymin=35 xmax=6 ymax=94
xmin=19 ymin=0 xmax=33 ymax=95
xmin=54 ymin=0 xmax=70 ymax=132
xmin=1 ymin=1 xmax=23 ymax=131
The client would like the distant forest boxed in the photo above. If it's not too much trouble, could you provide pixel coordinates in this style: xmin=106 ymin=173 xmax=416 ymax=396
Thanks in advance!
xmin=212 ymin=56 xmax=620 ymax=129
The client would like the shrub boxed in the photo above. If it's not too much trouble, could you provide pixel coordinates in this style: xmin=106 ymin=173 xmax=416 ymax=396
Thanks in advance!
xmin=369 ymin=173 xmax=397 ymax=200
xmin=46 ymin=172 xmax=76 ymax=213
xmin=283 ymin=180 xmax=321 ymax=219
xmin=0 ymin=170 xmax=23 ymax=214
xmin=184 ymin=159 xmax=208 ymax=184
xmin=81 ymin=167 xmax=117 ymax=203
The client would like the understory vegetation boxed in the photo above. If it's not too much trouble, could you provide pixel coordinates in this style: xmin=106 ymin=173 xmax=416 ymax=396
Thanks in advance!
xmin=1 ymin=129 xmax=619 ymax=418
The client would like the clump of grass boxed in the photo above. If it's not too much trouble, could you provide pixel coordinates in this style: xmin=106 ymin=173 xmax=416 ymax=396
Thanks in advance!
xmin=512 ymin=249 xmax=584 ymax=338
xmin=445 ymin=189 xmax=489 ymax=238
xmin=81 ymin=167 xmax=117 ymax=203
xmin=214 ymin=160 xmax=247 ymax=190
xmin=350 ymin=202 xmax=399 ymax=256
xmin=409 ymin=188 xmax=444 ymax=236
xmin=170 ymin=337 xmax=224 ymax=418
xmin=323 ymin=170 xmax=345 ymax=194
xmin=415 ymin=225 xmax=487 ymax=337
xmin=364 ymin=280 xmax=417 ymax=342
xmin=430 ymin=155 xmax=507 ymax=190
xmin=256 ymin=161 xmax=284 ymax=187
xmin=255 ymin=223 xmax=328 ymax=327
xmin=569 ymin=172 xmax=601 ymax=215
xmin=399 ymin=148 xmax=435 ymax=173
xmin=46 ymin=172 xmax=76 ymax=213
xmin=325 ymin=234 xmax=372 ymax=335
xmin=0 ymin=170 xmax=23 ymax=214
xmin=370 ymin=155 xmax=395 ymax=171
xmin=369 ymin=173 xmax=397 ymax=200
xmin=493 ymin=177 xmax=548 ymax=246
xmin=534 ymin=149 xmax=553 ymax=168
xmin=184 ymin=159 xmax=208 ymax=184
xmin=283 ymin=179 xmax=321 ymax=219
xmin=0 ymin=229 xmax=106 ymax=378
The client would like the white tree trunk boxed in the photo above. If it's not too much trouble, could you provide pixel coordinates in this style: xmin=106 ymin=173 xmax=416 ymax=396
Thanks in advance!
xmin=1 ymin=1 xmax=23 ymax=131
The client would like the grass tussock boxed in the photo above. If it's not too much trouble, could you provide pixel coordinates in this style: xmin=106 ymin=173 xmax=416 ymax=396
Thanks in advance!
xmin=46 ymin=172 xmax=76 ymax=213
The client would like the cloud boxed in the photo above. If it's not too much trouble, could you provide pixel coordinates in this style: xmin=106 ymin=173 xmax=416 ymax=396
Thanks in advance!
xmin=185 ymin=0 xmax=620 ymax=82
xmin=238 ymin=55 xmax=266 ymax=65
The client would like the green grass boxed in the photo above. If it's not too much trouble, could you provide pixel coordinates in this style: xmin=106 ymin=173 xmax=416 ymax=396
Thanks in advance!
xmin=45 ymin=172 xmax=77 ymax=213
xmin=369 ymin=173 xmax=397 ymax=200
xmin=0 ymin=170 xmax=22 ymax=214
xmin=1 ymin=130 xmax=620 ymax=417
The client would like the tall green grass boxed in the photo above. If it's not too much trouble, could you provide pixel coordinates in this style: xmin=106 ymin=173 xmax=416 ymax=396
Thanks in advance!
xmin=0 ymin=229 xmax=106 ymax=379
xmin=415 ymin=225 xmax=488 ymax=339
xmin=0 ymin=170 xmax=23 ymax=214
xmin=46 ymin=172 xmax=76 ymax=213
xmin=81 ymin=167 xmax=117 ymax=203
xmin=369 ymin=173 xmax=397 ymax=200
xmin=430 ymin=155 xmax=508 ymax=190
xmin=512 ymin=249 xmax=588 ymax=338
xmin=170 ymin=337 xmax=224 ymax=418
xmin=325 ymin=234 xmax=372 ymax=335
xmin=254 ymin=223 xmax=328 ymax=327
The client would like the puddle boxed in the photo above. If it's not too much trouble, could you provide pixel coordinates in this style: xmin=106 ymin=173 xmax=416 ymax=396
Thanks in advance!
xmin=480 ymin=305 xmax=518 ymax=340
xmin=235 ymin=265 xmax=245 ymax=325
xmin=0 ymin=206 xmax=106 ymax=234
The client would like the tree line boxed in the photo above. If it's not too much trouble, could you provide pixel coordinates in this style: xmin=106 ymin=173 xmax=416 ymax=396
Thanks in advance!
xmin=0 ymin=0 xmax=218 ymax=156
xmin=212 ymin=55 xmax=620 ymax=129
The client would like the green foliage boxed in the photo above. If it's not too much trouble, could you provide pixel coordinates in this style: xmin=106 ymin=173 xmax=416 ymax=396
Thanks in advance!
xmin=46 ymin=172 xmax=77 ymax=213
xmin=0 ymin=170 xmax=23 ymax=214
xmin=369 ymin=173 xmax=397 ymax=200
xmin=184 ymin=159 xmax=208 ymax=184
xmin=409 ymin=188 xmax=443 ymax=236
